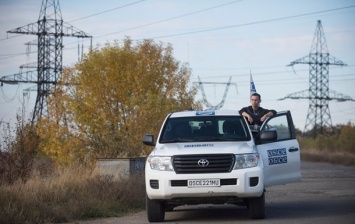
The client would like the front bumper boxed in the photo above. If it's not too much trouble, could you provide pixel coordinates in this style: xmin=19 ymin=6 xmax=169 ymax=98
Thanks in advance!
xmin=145 ymin=166 xmax=264 ymax=200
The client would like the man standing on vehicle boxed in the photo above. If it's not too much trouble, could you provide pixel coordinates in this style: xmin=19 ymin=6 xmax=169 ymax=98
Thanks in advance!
xmin=239 ymin=93 xmax=276 ymax=126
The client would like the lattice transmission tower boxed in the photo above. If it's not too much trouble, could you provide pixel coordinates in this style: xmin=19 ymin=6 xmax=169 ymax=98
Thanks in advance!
xmin=279 ymin=20 xmax=353 ymax=137
xmin=194 ymin=76 xmax=238 ymax=110
xmin=0 ymin=0 xmax=92 ymax=123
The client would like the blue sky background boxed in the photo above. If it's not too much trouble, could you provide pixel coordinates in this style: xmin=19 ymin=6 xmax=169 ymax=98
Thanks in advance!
xmin=0 ymin=0 xmax=354 ymax=131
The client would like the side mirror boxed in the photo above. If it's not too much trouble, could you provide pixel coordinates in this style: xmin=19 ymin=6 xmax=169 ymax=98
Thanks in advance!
xmin=259 ymin=130 xmax=277 ymax=143
xmin=143 ymin=134 xmax=155 ymax=146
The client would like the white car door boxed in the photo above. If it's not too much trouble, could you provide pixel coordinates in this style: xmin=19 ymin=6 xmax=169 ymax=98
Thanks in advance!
xmin=256 ymin=111 xmax=301 ymax=187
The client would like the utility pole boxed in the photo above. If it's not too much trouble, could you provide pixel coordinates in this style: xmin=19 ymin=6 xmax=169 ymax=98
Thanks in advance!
xmin=279 ymin=20 xmax=353 ymax=137
xmin=0 ymin=0 xmax=92 ymax=123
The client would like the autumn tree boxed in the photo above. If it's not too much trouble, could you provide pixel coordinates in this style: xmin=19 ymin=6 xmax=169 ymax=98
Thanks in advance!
xmin=37 ymin=93 xmax=85 ymax=165
xmin=38 ymin=38 xmax=201 ymax=164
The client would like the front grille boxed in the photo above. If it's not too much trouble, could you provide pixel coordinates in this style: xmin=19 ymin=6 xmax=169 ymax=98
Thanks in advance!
xmin=171 ymin=178 xmax=237 ymax=187
xmin=172 ymin=154 xmax=235 ymax=174
xmin=171 ymin=180 xmax=187 ymax=187
xmin=221 ymin=178 xmax=237 ymax=185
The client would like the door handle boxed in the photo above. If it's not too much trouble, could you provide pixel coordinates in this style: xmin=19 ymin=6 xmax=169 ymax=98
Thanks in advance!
xmin=289 ymin=148 xmax=299 ymax=152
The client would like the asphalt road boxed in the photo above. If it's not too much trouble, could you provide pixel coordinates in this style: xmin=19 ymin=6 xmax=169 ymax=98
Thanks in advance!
xmin=71 ymin=161 xmax=355 ymax=224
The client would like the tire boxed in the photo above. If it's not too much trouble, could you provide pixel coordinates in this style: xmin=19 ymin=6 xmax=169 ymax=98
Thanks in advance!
xmin=248 ymin=192 xmax=265 ymax=219
xmin=146 ymin=195 xmax=165 ymax=222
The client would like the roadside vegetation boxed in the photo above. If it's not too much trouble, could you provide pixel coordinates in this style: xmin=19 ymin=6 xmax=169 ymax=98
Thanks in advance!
xmin=0 ymin=165 xmax=145 ymax=223
xmin=1 ymin=121 xmax=353 ymax=223
xmin=298 ymin=122 xmax=355 ymax=166
xmin=0 ymin=37 xmax=353 ymax=223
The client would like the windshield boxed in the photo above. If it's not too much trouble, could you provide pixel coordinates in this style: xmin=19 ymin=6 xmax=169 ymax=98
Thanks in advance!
xmin=159 ymin=116 xmax=251 ymax=143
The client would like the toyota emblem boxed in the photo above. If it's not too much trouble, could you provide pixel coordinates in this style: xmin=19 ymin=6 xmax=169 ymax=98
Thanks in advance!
xmin=197 ymin=159 xmax=209 ymax=167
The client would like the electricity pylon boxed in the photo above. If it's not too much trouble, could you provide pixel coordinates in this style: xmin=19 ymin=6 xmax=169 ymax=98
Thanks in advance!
xmin=279 ymin=20 xmax=353 ymax=137
xmin=0 ymin=0 xmax=92 ymax=123
xmin=194 ymin=76 xmax=237 ymax=110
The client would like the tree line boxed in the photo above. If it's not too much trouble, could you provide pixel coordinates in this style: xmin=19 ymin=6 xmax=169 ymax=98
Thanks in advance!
xmin=0 ymin=38 xmax=202 ymax=183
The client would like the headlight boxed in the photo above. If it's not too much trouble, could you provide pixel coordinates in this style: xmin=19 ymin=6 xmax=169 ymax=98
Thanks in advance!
xmin=233 ymin=153 xmax=260 ymax=169
xmin=147 ymin=156 xmax=174 ymax=171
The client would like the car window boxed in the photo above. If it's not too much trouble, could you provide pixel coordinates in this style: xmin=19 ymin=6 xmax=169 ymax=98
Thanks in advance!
xmin=261 ymin=115 xmax=291 ymax=141
xmin=160 ymin=116 xmax=250 ymax=143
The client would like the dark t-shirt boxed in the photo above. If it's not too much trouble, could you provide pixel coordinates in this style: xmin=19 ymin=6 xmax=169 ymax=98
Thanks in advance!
xmin=239 ymin=106 xmax=276 ymax=126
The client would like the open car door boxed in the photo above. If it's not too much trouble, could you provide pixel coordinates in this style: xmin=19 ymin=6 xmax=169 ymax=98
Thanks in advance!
xmin=256 ymin=110 xmax=301 ymax=187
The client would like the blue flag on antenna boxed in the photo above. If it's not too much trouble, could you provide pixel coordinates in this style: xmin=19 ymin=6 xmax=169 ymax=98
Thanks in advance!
xmin=250 ymin=72 xmax=256 ymax=95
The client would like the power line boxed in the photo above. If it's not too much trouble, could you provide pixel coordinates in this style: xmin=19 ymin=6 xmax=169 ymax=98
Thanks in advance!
xmin=0 ymin=34 xmax=22 ymax=42
xmin=189 ymin=66 xmax=355 ymax=80
xmin=191 ymin=64 xmax=355 ymax=71
xmin=0 ymin=1 xmax=146 ymax=42
xmin=193 ymin=77 xmax=355 ymax=88
xmin=64 ymin=0 xmax=244 ymax=45
xmin=0 ymin=0 xmax=244 ymax=58
xmin=67 ymin=0 xmax=146 ymax=23
xmin=69 ymin=3 xmax=354 ymax=41
xmin=4 ymin=4 xmax=352 ymax=56
xmin=143 ymin=5 xmax=355 ymax=39
xmin=63 ymin=4 xmax=355 ymax=41
xmin=95 ymin=0 xmax=243 ymax=39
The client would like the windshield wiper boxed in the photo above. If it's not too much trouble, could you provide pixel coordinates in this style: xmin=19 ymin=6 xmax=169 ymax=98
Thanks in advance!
xmin=194 ymin=136 xmax=245 ymax=141
xmin=194 ymin=137 xmax=224 ymax=141
xmin=160 ymin=138 xmax=194 ymax=143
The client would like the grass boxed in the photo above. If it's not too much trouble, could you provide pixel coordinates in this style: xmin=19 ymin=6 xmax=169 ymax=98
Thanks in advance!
xmin=298 ymin=124 xmax=355 ymax=166
xmin=300 ymin=149 xmax=355 ymax=166
xmin=0 ymin=165 xmax=146 ymax=223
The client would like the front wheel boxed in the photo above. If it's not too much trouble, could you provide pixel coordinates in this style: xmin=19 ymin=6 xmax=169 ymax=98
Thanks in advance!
xmin=248 ymin=192 xmax=265 ymax=219
xmin=146 ymin=195 xmax=165 ymax=222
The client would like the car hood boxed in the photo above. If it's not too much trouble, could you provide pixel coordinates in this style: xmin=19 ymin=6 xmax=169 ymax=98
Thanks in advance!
xmin=150 ymin=141 xmax=256 ymax=156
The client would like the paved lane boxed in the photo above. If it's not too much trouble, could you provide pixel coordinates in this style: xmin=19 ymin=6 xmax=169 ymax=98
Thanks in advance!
xmin=70 ymin=161 xmax=355 ymax=224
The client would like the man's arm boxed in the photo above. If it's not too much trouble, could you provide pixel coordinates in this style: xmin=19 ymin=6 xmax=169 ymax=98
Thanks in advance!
xmin=239 ymin=107 xmax=254 ymax=124
xmin=260 ymin=109 xmax=276 ymax=122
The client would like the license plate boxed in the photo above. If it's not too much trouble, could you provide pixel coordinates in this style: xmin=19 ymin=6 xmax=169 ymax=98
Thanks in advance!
xmin=187 ymin=179 xmax=220 ymax=187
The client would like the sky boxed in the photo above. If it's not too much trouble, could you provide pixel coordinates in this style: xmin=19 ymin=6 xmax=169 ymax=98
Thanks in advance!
xmin=0 ymin=0 xmax=354 ymax=131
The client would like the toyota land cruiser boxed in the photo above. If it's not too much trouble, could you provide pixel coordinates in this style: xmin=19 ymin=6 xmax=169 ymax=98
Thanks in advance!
xmin=143 ymin=110 xmax=301 ymax=222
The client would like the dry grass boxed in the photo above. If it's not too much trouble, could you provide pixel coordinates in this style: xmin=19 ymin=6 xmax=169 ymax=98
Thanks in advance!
xmin=301 ymin=149 xmax=355 ymax=166
xmin=0 ymin=165 xmax=145 ymax=223
xmin=298 ymin=124 xmax=355 ymax=166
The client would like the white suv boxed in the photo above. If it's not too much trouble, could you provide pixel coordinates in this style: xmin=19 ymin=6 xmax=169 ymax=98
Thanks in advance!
xmin=143 ymin=110 xmax=301 ymax=222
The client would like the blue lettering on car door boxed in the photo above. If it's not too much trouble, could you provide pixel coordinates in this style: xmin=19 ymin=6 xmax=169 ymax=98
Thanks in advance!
xmin=267 ymin=148 xmax=287 ymax=165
